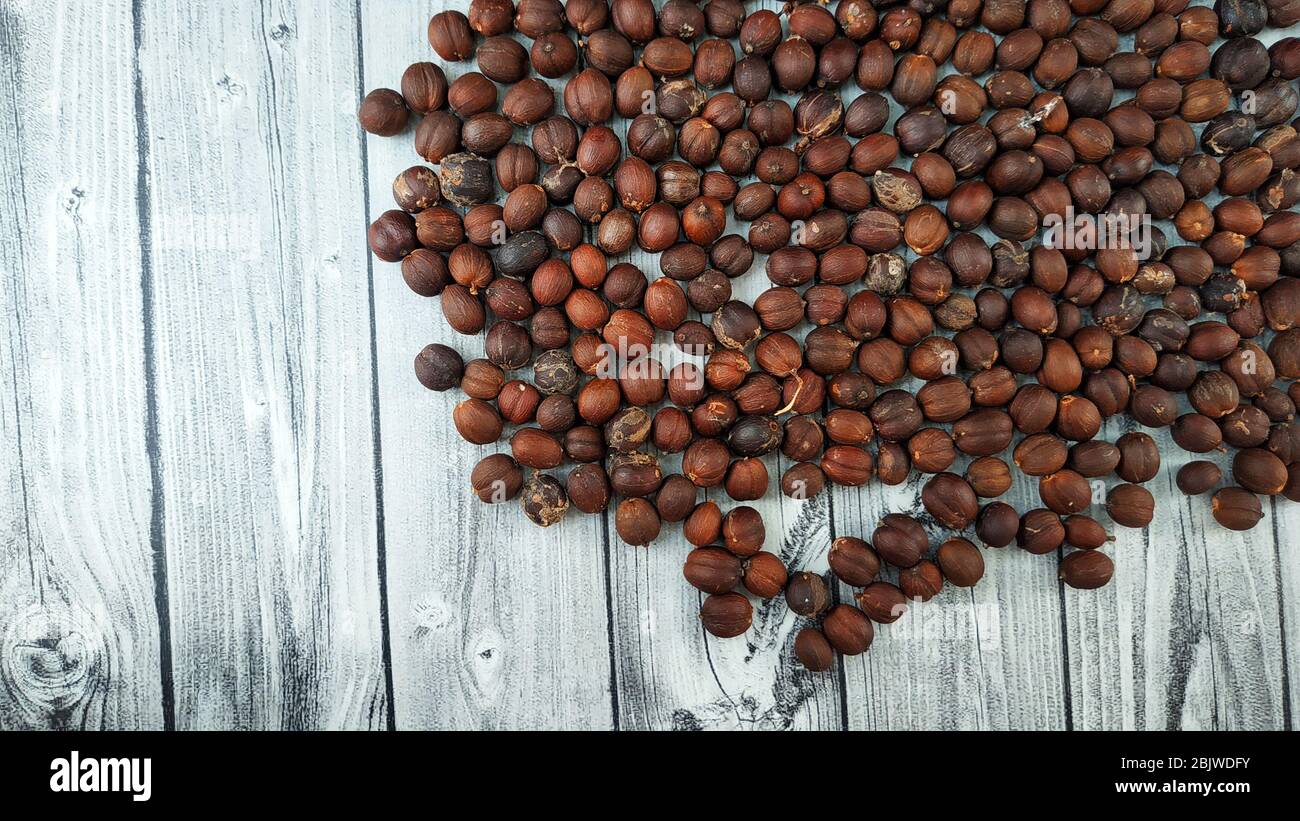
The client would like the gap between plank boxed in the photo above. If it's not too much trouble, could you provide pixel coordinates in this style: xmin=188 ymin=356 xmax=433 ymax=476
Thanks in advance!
xmin=132 ymin=0 xmax=175 ymax=732
xmin=354 ymin=0 xmax=398 ymax=732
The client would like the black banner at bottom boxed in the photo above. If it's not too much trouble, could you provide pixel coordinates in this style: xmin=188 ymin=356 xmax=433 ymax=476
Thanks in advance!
xmin=0 ymin=731 xmax=1288 ymax=808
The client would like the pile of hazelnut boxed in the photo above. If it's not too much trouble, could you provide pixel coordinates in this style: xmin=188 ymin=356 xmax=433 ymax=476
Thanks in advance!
xmin=361 ymin=0 xmax=1300 ymax=669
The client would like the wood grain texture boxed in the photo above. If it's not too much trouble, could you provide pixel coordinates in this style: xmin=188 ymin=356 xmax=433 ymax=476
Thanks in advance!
xmin=0 ymin=0 xmax=165 ymax=730
xmin=135 ymin=0 xmax=387 ymax=729
xmin=833 ymin=468 xmax=1068 ymax=730
xmin=360 ymin=1 xmax=616 ymax=730
xmin=1064 ymin=414 xmax=1290 ymax=730
xmin=1 ymin=0 xmax=1298 ymax=731
xmin=1059 ymin=17 xmax=1297 ymax=731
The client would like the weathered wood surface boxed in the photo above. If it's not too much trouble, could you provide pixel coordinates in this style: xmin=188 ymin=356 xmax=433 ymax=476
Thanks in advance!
xmin=0 ymin=0 xmax=165 ymax=730
xmin=0 ymin=0 xmax=1297 ymax=730
xmin=360 ymin=1 xmax=617 ymax=731
xmin=134 ymin=0 xmax=389 ymax=729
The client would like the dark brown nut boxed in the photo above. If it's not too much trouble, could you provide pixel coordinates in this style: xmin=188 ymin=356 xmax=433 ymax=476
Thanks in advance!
xmin=743 ymin=553 xmax=788 ymax=600
xmin=1211 ymin=486 xmax=1264 ymax=530
xmin=1014 ymin=433 xmax=1069 ymax=477
xmin=721 ymin=505 xmax=765 ymax=557
xmin=1038 ymin=469 xmax=1093 ymax=515
xmin=966 ymin=457 xmax=1012 ymax=499
xmin=1179 ymin=459 xmax=1224 ymax=493
xmin=781 ymin=463 xmax=826 ymax=500
xmin=712 ymin=301 xmax=761 ymax=350
xmin=493 ymin=143 xmax=540 ymax=194
xmin=1063 ymin=515 xmax=1113 ymax=550
xmin=642 ymin=36 xmax=694 ymax=77
xmin=368 ymin=210 xmax=418 ymax=262
xmin=471 ymin=454 xmax=524 ymax=504
xmin=1018 ymin=508 xmax=1066 ymax=554
xmin=794 ymin=628 xmax=835 ymax=672
xmin=921 ymin=473 xmax=980 ymax=529
xmin=1059 ymin=550 xmax=1115 ymax=590
xmin=722 ymin=457 xmax=768 ymax=501
xmin=616 ymin=498 xmax=661 ymax=546
xmin=565 ymin=425 xmax=606 ymax=464
xmin=827 ymin=537 xmax=881 ymax=587
xmin=429 ymin=11 xmax=474 ymax=61
xmin=695 ymin=39 xmax=738 ymax=89
xmin=515 ymin=0 xmax=565 ymax=38
xmin=460 ymin=358 xmax=505 ymax=401
xmin=872 ymin=513 xmax=928 ymax=568
xmin=564 ymin=68 xmax=614 ymax=125
xmin=934 ymin=538 xmax=984 ymax=588
xmin=1173 ymin=410 xmax=1225 ymax=453
xmin=817 ymin=445 xmax=870 ymax=487
xmin=498 ymin=380 xmax=541 ymax=424
xmin=856 ymin=582 xmax=907 ymax=624
xmin=822 ymin=605 xmax=875 ymax=656
xmin=899 ymin=560 xmax=944 ymax=603
xmin=700 ymin=592 xmax=753 ymax=638
xmin=1188 ymin=370 xmax=1242 ymax=418
xmin=485 ymin=320 xmax=532 ymax=370
xmin=785 ymin=571 xmax=826 ymax=615
xmin=869 ymin=390 xmax=923 ymax=442
xmin=1234 ymin=447 xmax=1288 ymax=495
xmin=684 ymin=547 xmax=743 ymax=594
xmin=566 ymin=463 xmax=611 ymax=514
xmin=907 ymin=428 xmax=954 ymax=474
xmin=468 ymin=0 xmax=518 ymax=34
xmin=952 ymin=409 xmax=1015 ymax=456
xmin=531 ymin=31 xmax=579 ymax=77
xmin=413 ymin=343 xmax=464 ymax=394
xmin=1115 ymin=432 xmax=1161 ymax=483
xmin=440 ymin=284 xmax=486 ymax=335
xmin=1106 ymin=483 xmax=1156 ymax=528
xmin=415 ymin=111 xmax=462 ymax=165
xmin=509 ymin=427 xmax=562 ymax=468
xmin=439 ymin=153 xmax=495 ymax=208
xmin=401 ymin=63 xmax=449 ymax=115
xmin=520 ymin=473 xmax=568 ymax=528
xmin=681 ymin=501 xmax=722 ymax=548
xmin=976 ymin=501 xmax=1020 ymax=547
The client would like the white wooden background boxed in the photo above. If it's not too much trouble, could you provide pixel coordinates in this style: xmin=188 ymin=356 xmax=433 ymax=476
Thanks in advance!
xmin=0 ymin=0 xmax=1296 ymax=730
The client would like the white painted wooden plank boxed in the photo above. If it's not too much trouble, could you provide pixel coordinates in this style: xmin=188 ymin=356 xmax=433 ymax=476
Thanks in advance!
xmin=1062 ymin=418 xmax=1205 ymax=731
xmin=1275 ymin=497 xmax=1300 ymax=727
xmin=360 ymin=0 xmax=616 ymax=730
xmin=834 ymin=468 xmax=1068 ymax=730
xmin=137 ymin=0 xmax=387 ymax=729
xmin=1062 ymin=15 xmax=1296 ymax=730
xmin=0 ymin=0 xmax=164 ymax=729
xmin=1064 ymin=415 xmax=1290 ymax=730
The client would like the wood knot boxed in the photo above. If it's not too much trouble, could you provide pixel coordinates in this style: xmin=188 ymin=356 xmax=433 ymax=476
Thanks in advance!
xmin=1 ymin=604 xmax=105 ymax=727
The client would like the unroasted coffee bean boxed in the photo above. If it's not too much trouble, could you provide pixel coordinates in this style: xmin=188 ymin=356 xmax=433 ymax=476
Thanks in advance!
xmin=1211 ymin=486 xmax=1264 ymax=530
xmin=1018 ymin=509 xmax=1065 ymax=554
xmin=856 ymin=582 xmax=907 ymax=624
xmin=785 ymin=571 xmax=831 ymax=617
xmin=1177 ymin=461 xmax=1223 ymax=495
xmin=700 ymin=592 xmax=752 ymax=638
xmin=794 ymin=628 xmax=835 ymax=672
xmin=937 ymin=538 xmax=985 ymax=587
xmin=520 ymin=473 xmax=568 ymax=528
xmin=1107 ymin=483 xmax=1156 ymax=528
xmin=922 ymin=473 xmax=979 ymax=529
xmin=1059 ymin=550 xmax=1114 ymax=590
xmin=828 ymin=537 xmax=881 ymax=587
xmin=822 ymin=605 xmax=874 ymax=656
xmin=873 ymin=513 xmax=928 ymax=568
